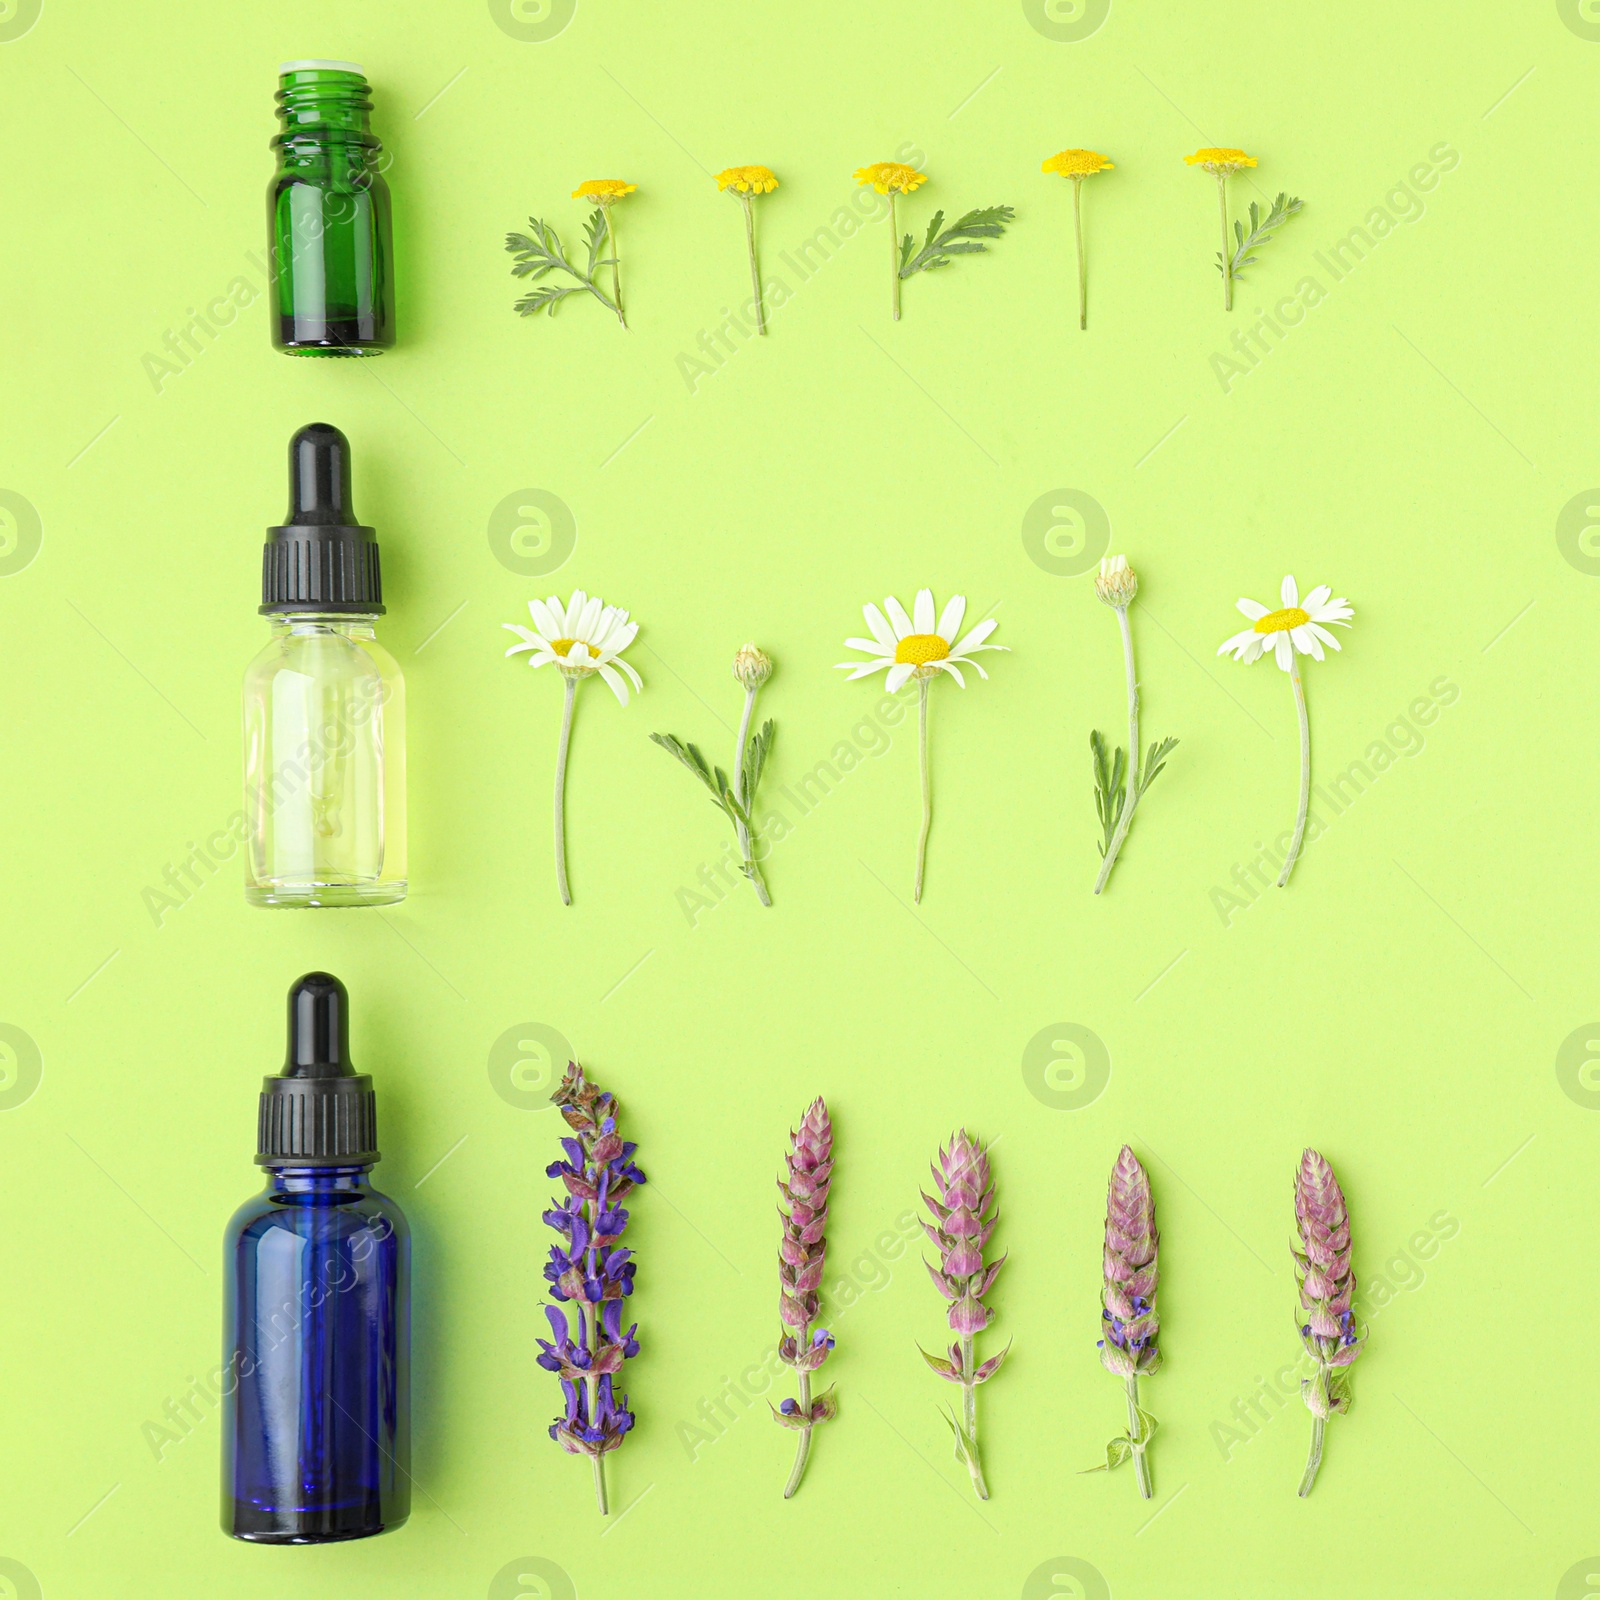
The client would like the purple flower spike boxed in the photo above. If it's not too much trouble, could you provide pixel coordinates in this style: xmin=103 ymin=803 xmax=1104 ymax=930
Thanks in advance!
xmin=1293 ymin=1149 xmax=1364 ymax=1498
xmin=919 ymin=1130 xmax=1008 ymax=1502
xmin=1087 ymin=1147 xmax=1160 ymax=1498
xmin=544 ymin=1063 xmax=645 ymax=1515
xmin=772 ymin=1099 xmax=837 ymax=1498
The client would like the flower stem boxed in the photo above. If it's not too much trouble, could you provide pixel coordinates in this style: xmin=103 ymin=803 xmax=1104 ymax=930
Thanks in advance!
xmin=733 ymin=685 xmax=772 ymax=906
xmin=783 ymin=1368 xmax=813 ymax=1499
xmin=740 ymin=194 xmax=767 ymax=337
xmin=1094 ymin=605 xmax=1140 ymax=894
xmin=959 ymin=1332 xmax=990 ymax=1500
xmin=1125 ymin=1374 xmax=1153 ymax=1499
xmin=1298 ymin=1411 xmax=1326 ymax=1498
xmin=913 ymin=676 xmax=931 ymax=903
xmin=583 ymin=1192 xmax=609 ymax=1513
xmin=1279 ymin=658 xmax=1310 ymax=887
xmin=604 ymin=207 xmax=627 ymax=329
xmin=1073 ymin=176 xmax=1087 ymax=331
xmin=1216 ymin=173 xmax=1232 ymax=312
xmin=890 ymin=192 xmax=902 ymax=321
xmin=553 ymin=675 xmax=576 ymax=906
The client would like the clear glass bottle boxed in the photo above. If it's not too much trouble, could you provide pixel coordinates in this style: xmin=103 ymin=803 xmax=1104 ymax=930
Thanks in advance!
xmin=269 ymin=61 xmax=394 ymax=355
xmin=223 ymin=973 xmax=410 ymax=1543
xmin=244 ymin=424 xmax=406 ymax=907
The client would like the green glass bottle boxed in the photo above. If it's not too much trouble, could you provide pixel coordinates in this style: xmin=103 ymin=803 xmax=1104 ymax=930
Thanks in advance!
xmin=269 ymin=62 xmax=394 ymax=356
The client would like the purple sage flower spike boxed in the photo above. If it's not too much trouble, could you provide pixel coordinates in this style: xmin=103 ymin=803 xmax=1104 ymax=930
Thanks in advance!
xmin=544 ymin=1063 xmax=645 ymax=1515
xmin=1087 ymin=1145 xmax=1160 ymax=1497
xmin=771 ymin=1098 xmax=836 ymax=1497
xmin=918 ymin=1130 xmax=1007 ymax=1500
xmin=1293 ymin=1148 xmax=1364 ymax=1497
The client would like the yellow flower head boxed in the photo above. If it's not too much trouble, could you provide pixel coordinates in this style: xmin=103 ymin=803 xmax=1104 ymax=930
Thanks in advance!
xmin=1042 ymin=149 xmax=1114 ymax=177
xmin=572 ymin=179 xmax=637 ymax=205
xmin=716 ymin=165 xmax=779 ymax=195
xmin=1184 ymin=147 xmax=1257 ymax=174
xmin=853 ymin=161 xmax=926 ymax=195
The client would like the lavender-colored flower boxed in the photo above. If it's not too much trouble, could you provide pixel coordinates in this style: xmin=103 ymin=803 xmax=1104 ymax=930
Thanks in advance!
xmin=1293 ymin=1148 xmax=1364 ymax=1497
xmin=540 ymin=1063 xmax=645 ymax=1514
xmin=770 ymin=1099 xmax=837 ymax=1497
xmin=919 ymin=1130 xmax=1008 ymax=1500
xmin=1090 ymin=1145 xmax=1161 ymax=1497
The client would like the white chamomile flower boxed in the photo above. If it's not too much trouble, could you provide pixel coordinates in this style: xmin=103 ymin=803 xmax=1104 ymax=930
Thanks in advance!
xmin=1216 ymin=574 xmax=1354 ymax=889
xmin=835 ymin=588 xmax=1005 ymax=694
xmin=502 ymin=590 xmax=644 ymax=907
xmin=503 ymin=589 xmax=643 ymax=706
xmin=1217 ymin=575 xmax=1352 ymax=673
xmin=836 ymin=588 xmax=1008 ymax=903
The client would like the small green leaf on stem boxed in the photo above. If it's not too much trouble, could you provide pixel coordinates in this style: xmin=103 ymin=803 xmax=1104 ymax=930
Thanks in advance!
xmin=899 ymin=205 xmax=1016 ymax=278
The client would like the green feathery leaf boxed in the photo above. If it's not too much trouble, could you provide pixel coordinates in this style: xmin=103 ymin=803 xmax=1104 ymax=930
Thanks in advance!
xmin=506 ymin=211 xmax=620 ymax=320
xmin=1090 ymin=730 xmax=1127 ymax=857
xmin=1215 ymin=192 xmax=1303 ymax=281
xmin=1137 ymin=736 xmax=1179 ymax=796
xmin=899 ymin=204 xmax=1016 ymax=279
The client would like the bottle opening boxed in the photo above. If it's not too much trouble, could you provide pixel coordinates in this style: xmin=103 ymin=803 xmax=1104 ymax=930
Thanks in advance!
xmin=278 ymin=58 xmax=366 ymax=76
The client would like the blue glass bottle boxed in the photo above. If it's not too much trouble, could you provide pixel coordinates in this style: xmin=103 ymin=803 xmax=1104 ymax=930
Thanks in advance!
xmin=223 ymin=972 xmax=410 ymax=1542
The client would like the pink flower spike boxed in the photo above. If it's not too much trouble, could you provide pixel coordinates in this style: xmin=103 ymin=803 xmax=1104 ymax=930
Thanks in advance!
xmin=1293 ymin=1149 xmax=1365 ymax=1497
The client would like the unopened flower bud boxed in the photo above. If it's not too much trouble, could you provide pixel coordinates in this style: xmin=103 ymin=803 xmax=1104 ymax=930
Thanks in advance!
xmin=733 ymin=642 xmax=772 ymax=690
xmin=1095 ymin=554 xmax=1138 ymax=608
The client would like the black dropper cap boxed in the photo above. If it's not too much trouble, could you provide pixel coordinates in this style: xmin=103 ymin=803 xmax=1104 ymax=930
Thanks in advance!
xmin=260 ymin=423 xmax=385 ymax=615
xmin=256 ymin=972 xmax=380 ymax=1165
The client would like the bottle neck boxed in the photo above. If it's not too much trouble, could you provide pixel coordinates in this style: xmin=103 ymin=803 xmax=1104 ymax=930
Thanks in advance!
xmin=272 ymin=69 xmax=378 ymax=146
xmin=268 ymin=613 xmax=379 ymax=639
xmin=265 ymin=1165 xmax=375 ymax=1197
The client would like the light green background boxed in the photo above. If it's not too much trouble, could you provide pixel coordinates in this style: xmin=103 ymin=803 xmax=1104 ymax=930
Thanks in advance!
xmin=0 ymin=1 xmax=1591 ymax=1596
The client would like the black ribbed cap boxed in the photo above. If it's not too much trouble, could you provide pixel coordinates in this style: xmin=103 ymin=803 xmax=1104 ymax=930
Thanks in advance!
xmin=257 ymin=972 xmax=380 ymax=1165
xmin=261 ymin=423 xmax=384 ymax=615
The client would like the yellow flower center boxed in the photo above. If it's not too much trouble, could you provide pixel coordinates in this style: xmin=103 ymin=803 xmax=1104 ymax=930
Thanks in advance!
xmin=1252 ymin=607 xmax=1310 ymax=634
xmin=894 ymin=632 xmax=950 ymax=665
xmin=551 ymin=638 xmax=603 ymax=660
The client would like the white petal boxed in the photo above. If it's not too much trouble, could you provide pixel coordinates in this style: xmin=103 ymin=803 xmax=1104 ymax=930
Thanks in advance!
xmin=591 ymin=605 xmax=623 ymax=646
xmin=884 ymin=595 xmax=914 ymax=638
xmin=1303 ymin=584 xmax=1331 ymax=611
xmin=504 ymin=622 xmax=540 ymax=646
xmin=837 ymin=660 xmax=890 ymax=679
xmin=937 ymin=594 xmax=966 ymax=641
xmin=862 ymin=603 xmax=896 ymax=649
xmin=913 ymin=589 xmax=935 ymax=634
xmin=1236 ymin=597 xmax=1269 ymax=621
xmin=844 ymin=638 xmax=891 ymax=655
xmin=563 ymin=591 xmax=587 ymax=633
xmin=965 ymin=658 xmax=989 ymax=679
xmin=1309 ymin=599 xmax=1353 ymax=626
xmin=1280 ymin=575 xmax=1299 ymax=608
xmin=1291 ymin=625 xmax=1323 ymax=660
xmin=1217 ymin=628 xmax=1257 ymax=658
xmin=574 ymin=593 xmax=603 ymax=642
xmin=614 ymin=655 xmax=643 ymax=690
xmin=1273 ymin=633 xmax=1294 ymax=671
xmin=937 ymin=659 xmax=966 ymax=687
xmin=597 ymin=663 xmax=630 ymax=706
xmin=952 ymin=617 xmax=997 ymax=655
xmin=884 ymin=661 xmax=915 ymax=693
xmin=527 ymin=598 xmax=563 ymax=638
xmin=1307 ymin=623 xmax=1343 ymax=651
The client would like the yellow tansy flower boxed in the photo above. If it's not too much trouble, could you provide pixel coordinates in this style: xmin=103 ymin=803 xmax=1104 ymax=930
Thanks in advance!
xmin=1042 ymin=149 xmax=1114 ymax=177
xmin=1043 ymin=152 xmax=1113 ymax=329
xmin=716 ymin=169 xmax=779 ymax=333
xmin=853 ymin=161 xmax=926 ymax=195
xmin=715 ymin=165 xmax=778 ymax=195
xmin=571 ymin=179 xmax=637 ymax=204
xmin=1184 ymin=148 xmax=1256 ymax=174
xmin=1187 ymin=149 xmax=1261 ymax=311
